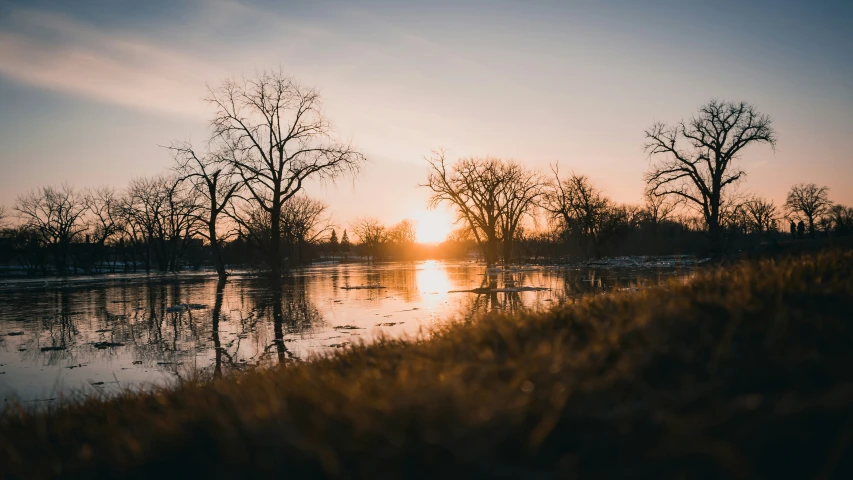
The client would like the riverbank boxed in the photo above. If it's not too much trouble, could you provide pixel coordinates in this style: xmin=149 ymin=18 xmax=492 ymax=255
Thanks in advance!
xmin=2 ymin=249 xmax=852 ymax=478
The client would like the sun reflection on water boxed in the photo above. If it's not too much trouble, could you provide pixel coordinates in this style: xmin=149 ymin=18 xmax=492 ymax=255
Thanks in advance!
xmin=415 ymin=260 xmax=452 ymax=309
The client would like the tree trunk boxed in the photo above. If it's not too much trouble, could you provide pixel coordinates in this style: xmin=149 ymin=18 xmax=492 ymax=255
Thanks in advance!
xmin=54 ymin=242 xmax=67 ymax=275
xmin=145 ymin=235 xmax=152 ymax=273
xmin=210 ymin=233 xmax=225 ymax=279
xmin=707 ymin=220 xmax=721 ymax=254
xmin=209 ymin=221 xmax=226 ymax=280
xmin=502 ymin=237 xmax=513 ymax=264
xmin=270 ymin=201 xmax=282 ymax=278
xmin=485 ymin=234 xmax=500 ymax=266
xmin=708 ymin=197 xmax=722 ymax=254
xmin=157 ymin=238 xmax=169 ymax=272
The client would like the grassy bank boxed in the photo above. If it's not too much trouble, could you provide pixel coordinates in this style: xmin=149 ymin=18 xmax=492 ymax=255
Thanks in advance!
xmin=2 ymin=251 xmax=853 ymax=479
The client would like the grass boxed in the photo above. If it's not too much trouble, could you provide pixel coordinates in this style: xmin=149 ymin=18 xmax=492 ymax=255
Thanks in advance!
xmin=2 ymin=250 xmax=853 ymax=479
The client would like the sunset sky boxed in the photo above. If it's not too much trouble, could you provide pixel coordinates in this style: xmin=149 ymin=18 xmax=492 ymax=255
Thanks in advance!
xmin=1 ymin=0 xmax=851 ymax=242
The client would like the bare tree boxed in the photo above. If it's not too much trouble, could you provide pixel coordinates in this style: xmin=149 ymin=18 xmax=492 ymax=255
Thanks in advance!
xmin=122 ymin=176 xmax=203 ymax=272
xmin=447 ymin=225 xmax=475 ymax=243
xmin=718 ymin=190 xmax=751 ymax=236
xmin=423 ymin=152 xmax=538 ymax=265
xmin=387 ymin=219 xmax=416 ymax=245
xmin=82 ymin=187 xmax=126 ymax=272
xmin=825 ymin=204 xmax=853 ymax=236
xmin=386 ymin=219 xmax=417 ymax=260
xmin=15 ymin=184 xmax=87 ymax=274
xmin=208 ymin=70 xmax=365 ymax=277
xmin=423 ymin=153 xmax=502 ymax=265
xmin=170 ymin=142 xmax=241 ymax=279
xmin=496 ymin=164 xmax=543 ymax=263
xmin=163 ymin=178 xmax=205 ymax=271
xmin=280 ymin=196 xmax=331 ymax=265
xmin=598 ymin=203 xmax=642 ymax=248
xmin=123 ymin=177 xmax=167 ymax=272
xmin=0 ymin=205 xmax=8 ymax=229
xmin=643 ymin=189 xmax=679 ymax=230
xmin=121 ymin=177 xmax=165 ymax=271
xmin=743 ymin=196 xmax=778 ymax=237
xmin=84 ymin=187 xmax=124 ymax=246
xmin=235 ymin=201 xmax=273 ymax=254
xmin=236 ymin=195 xmax=331 ymax=266
xmin=817 ymin=215 xmax=834 ymax=236
xmin=785 ymin=183 xmax=831 ymax=238
xmin=621 ymin=204 xmax=645 ymax=230
xmin=543 ymin=168 xmax=611 ymax=246
xmin=351 ymin=217 xmax=386 ymax=262
xmin=644 ymin=100 xmax=776 ymax=251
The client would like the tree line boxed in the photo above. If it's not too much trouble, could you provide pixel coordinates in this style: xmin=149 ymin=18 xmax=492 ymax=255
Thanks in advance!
xmin=1 ymin=73 xmax=850 ymax=276
xmin=0 ymin=71 xmax=364 ymax=278
xmin=423 ymin=100 xmax=851 ymax=265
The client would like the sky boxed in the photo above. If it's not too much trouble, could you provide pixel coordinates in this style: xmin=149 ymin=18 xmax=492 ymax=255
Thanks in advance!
xmin=1 ymin=0 xmax=851 ymax=241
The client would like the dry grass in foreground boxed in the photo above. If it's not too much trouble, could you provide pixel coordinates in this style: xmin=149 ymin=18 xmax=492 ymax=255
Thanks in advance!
xmin=2 ymin=250 xmax=853 ymax=479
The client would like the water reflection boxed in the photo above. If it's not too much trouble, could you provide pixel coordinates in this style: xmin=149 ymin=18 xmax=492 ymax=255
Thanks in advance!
xmin=211 ymin=278 xmax=226 ymax=378
xmin=0 ymin=259 xmax=694 ymax=402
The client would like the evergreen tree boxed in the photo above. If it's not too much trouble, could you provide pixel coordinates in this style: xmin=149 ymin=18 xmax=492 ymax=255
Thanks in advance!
xmin=328 ymin=229 xmax=339 ymax=258
xmin=341 ymin=230 xmax=350 ymax=259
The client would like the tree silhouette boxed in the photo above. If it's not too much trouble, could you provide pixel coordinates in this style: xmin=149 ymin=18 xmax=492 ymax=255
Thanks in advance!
xmin=121 ymin=176 xmax=203 ymax=272
xmin=169 ymin=142 xmax=241 ymax=279
xmin=0 ymin=205 xmax=9 ymax=229
xmin=643 ymin=189 xmax=679 ymax=232
xmin=785 ymin=183 xmax=831 ymax=238
xmin=236 ymin=195 xmax=330 ymax=266
xmin=387 ymin=219 xmax=416 ymax=245
xmin=644 ymin=100 xmax=776 ymax=251
xmin=743 ymin=196 xmax=778 ymax=238
xmin=424 ymin=152 xmax=503 ymax=265
xmin=207 ymin=70 xmax=365 ymax=277
xmin=826 ymin=205 xmax=853 ymax=236
xmin=544 ymin=169 xmax=610 ymax=251
xmin=280 ymin=196 xmax=331 ymax=265
xmin=352 ymin=217 xmax=386 ymax=262
xmin=15 ymin=184 xmax=87 ymax=274
xmin=328 ymin=229 xmax=339 ymax=258
xmin=84 ymin=187 xmax=124 ymax=246
xmin=341 ymin=230 xmax=351 ymax=260
xmin=497 ymin=165 xmax=543 ymax=263
xmin=423 ymin=151 xmax=540 ymax=265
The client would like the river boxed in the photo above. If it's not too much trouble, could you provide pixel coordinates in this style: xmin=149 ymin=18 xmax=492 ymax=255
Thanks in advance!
xmin=0 ymin=257 xmax=699 ymax=404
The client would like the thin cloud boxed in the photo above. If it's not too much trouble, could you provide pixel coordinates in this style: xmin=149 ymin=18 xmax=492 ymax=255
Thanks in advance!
xmin=0 ymin=3 xmax=395 ymax=118
xmin=0 ymin=9 xmax=215 ymax=118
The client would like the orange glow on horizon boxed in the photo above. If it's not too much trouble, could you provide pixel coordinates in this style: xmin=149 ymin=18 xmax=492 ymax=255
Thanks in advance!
xmin=413 ymin=209 xmax=454 ymax=244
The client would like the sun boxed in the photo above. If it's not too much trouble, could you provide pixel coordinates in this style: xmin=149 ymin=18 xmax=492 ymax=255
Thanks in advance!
xmin=413 ymin=209 xmax=454 ymax=244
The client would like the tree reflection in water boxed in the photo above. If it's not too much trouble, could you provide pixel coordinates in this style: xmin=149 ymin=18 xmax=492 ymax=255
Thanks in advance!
xmin=0 ymin=260 xmax=694 ymax=401
xmin=459 ymin=271 xmax=530 ymax=319
xmin=211 ymin=277 xmax=226 ymax=378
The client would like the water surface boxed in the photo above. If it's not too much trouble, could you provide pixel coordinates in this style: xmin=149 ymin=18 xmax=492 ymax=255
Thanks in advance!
xmin=0 ymin=258 xmax=696 ymax=403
